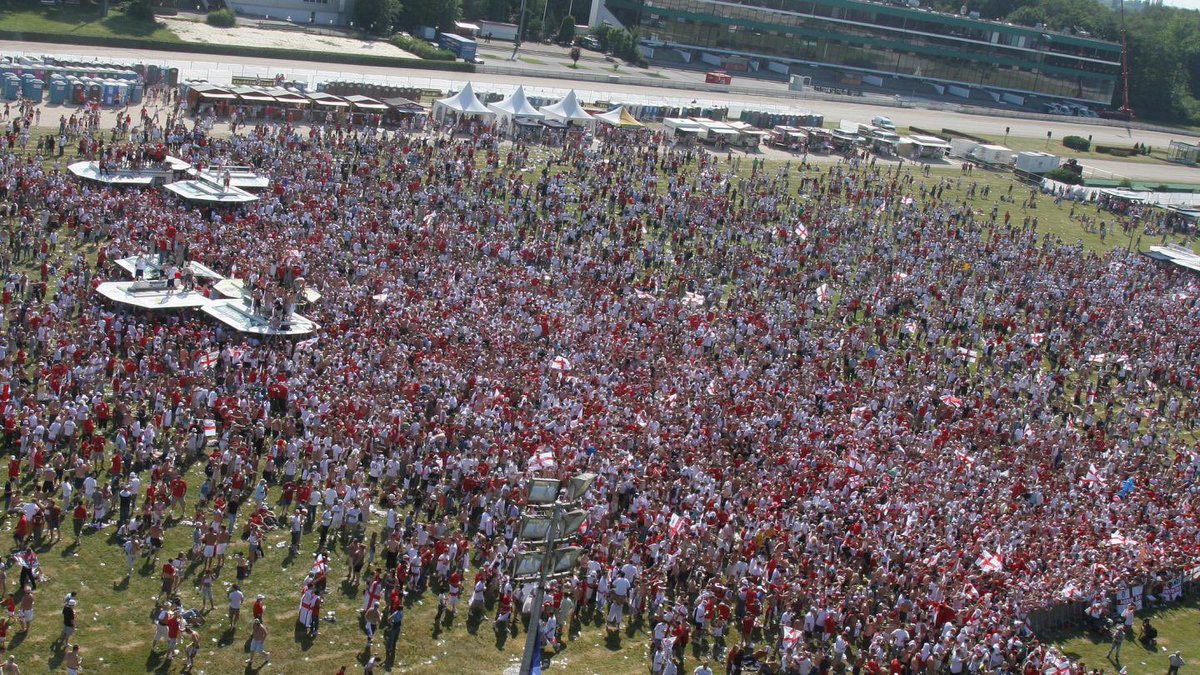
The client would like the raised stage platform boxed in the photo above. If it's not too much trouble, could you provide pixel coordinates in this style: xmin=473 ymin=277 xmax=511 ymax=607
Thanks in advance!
xmin=95 ymin=280 xmax=212 ymax=310
xmin=68 ymin=161 xmax=174 ymax=186
xmin=213 ymin=278 xmax=322 ymax=305
xmin=189 ymin=166 xmax=270 ymax=190
xmin=200 ymin=299 xmax=319 ymax=337
xmin=114 ymin=256 xmax=225 ymax=282
xmin=164 ymin=180 xmax=259 ymax=205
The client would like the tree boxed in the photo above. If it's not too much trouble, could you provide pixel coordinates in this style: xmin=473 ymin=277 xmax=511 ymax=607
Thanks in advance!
xmin=556 ymin=14 xmax=576 ymax=44
xmin=398 ymin=0 xmax=460 ymax=32
xmin=353 ymin=0 xmax=402 ymax=35
xmin=127 ymin=0 xmax=155 ymax=21
xmin=570 ymin=45 xmax=581 ymax=66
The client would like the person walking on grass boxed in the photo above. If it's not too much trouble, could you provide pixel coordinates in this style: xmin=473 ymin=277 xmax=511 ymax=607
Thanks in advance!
xmin=1169 ymin=651 xmax=1185 ymax=675
xmin=1107 ymin=622 xmax=1125 ymax=662
xmin=63 ymin=644 xmax=82 ymax=675
xmin=228 ymin=584 xmax=244 ymax=629
xmin=246 ymin=617 xmax=271 ymax=667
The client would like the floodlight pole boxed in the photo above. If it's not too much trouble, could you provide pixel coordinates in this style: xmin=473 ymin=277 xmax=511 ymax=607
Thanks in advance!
xmin=519 ymin=503 xmax=562 ymax=675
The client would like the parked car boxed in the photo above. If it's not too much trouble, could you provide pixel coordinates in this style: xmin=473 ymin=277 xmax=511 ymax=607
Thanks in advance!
xmin=871 ymin=115 xmax=895 ymax=130
xmin=578 ymin=36 xmax=602 ymax=51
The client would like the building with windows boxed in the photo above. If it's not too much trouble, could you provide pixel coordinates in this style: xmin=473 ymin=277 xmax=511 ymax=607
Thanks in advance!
xmin=597 ymin=0 xmax=1122 ymax=105
xmin=225 ymin=0 xmax=356 ymax=27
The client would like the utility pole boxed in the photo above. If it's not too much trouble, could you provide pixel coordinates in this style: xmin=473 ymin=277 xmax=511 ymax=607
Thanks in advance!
xmin=1117 ymin=0 xmax=1134 ymax=119
xmin=518 ymin=504 xmax=561 ymax=675
xmin=511 ymin=0 xmax=529 ymax=60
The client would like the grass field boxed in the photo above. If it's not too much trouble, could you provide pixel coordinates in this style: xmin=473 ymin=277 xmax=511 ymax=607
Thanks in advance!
xmin=1046 ymin=597 xmax=1200 ymax=675
xmin=2 ymin=140 xmax=1197 ymax=675
xmin=0 ymin=2 xmax=180 ymax=42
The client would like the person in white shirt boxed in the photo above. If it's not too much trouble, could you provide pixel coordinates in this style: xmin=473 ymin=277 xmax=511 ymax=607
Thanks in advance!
xmin=693 ymin=661 xmax=713 ymax=675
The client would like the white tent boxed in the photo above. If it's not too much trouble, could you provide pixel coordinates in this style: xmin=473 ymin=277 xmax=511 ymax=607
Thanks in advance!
xmin=488 ymin=85 xmax=543 ymax=132
xmin=594 ymin=106 xmax=645 ymax=128
xmin=431 ymin=82 xmax=495 ymax=122
xmin=539 ymin=91 xmax=595 ymax=130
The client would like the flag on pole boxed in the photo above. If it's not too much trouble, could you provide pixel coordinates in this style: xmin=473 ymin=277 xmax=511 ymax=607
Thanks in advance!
xmin=203 ymin=419 xmax=217 ymax=437
xmin=1117 ymin=477 xmax=1135 ymax=500
xmin=816 ymin=284 xmax=831 ymax=304
xmin=529 ymin=451 xmax=557 ymax=472
xmin=782 ymin=625 xmax=802 ymax=649
xmin=668 ymin=513 xmax=686 ymax=538
xmin=976 ymin=550 xmax=1003 ymax=572
xmin=964 ymin=582 xmax=980 ymax=599
xmin=940 ymin=395 xmax=963 ymax=408
xmin=794 ymin=224 xmax=808 ymax=241
xmin=196 ymin=350 xmax=220 ymax=370
xmin=1081 ymin=464 xmax=1102 ymax=490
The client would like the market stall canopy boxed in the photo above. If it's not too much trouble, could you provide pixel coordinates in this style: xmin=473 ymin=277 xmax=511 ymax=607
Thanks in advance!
xmin=232 ymin=86 xmax=277 ymax=103
xmin=192 ymin=84 xmax=237 ymax=101
xmin=432 ymin=82 xmax=495 ymax=119
xmin=307 ymin=92 xmax=351 ymax=108
xmin=381 ymin=97 xmax=427 ymax=115
xmin=344 ymin=94 xmax=389 ymax=111
xmin=265 ymin=87 xmax=311 ymax=106
xmin=594 ymin=106 xmax=644 ymax=128
xmin=539 ymin=91 xmax=595 ymax=129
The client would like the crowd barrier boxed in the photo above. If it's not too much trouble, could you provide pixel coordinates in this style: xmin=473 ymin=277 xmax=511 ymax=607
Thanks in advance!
xmin=1025 ymin=566 xmax=1200 ymax=634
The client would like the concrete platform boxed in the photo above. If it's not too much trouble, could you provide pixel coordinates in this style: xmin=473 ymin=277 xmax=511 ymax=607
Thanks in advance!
xmin=114 ymin=256 xmax=225 ymax=282
xmin=189 ymin=166 xmax=270 ymax=190
xmin=68 ymin=160 xmax=173 ymax=186
xmin=164 ymin=179 xmax=259 ymax=204
xmin=213 ymin=278 xmax=321 ymax=305
xmin=200 ymin=298 xmax=319 ymax=336
xmin=95 ymin=280 xmax=212 ymax=310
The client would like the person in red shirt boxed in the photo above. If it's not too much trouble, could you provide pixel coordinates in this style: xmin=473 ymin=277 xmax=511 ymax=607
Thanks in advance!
xmin=166 ymin=611 xmax=182 ymax=655
xmin=72 ymin=502 xmax=88 ymax=543
xmin=253 ymin=595 xmax=265 ymax=622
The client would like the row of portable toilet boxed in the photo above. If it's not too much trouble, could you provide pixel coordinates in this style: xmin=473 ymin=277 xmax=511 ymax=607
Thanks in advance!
xmin=0 ymin=64 xmax=139 ymax=82
xmin=2 ymin=74 xmax=43 ymax=102
xmin=50 ymin=76 xmax=145 ymax=106
xmin=3 ymin=73 xmax=145 ymax=106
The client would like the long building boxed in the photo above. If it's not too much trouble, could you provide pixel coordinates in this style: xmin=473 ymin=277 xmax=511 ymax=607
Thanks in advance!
xmin=597 ymin=0 xmax=1122 ymax=105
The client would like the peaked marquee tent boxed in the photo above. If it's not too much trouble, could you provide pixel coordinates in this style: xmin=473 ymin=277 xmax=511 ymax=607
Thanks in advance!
xmin=539 ymin=91 xmax=595 ymax=131
xmin=595 ymin=106 xmax=645 ymax=129
xmin=431 ymin=82 xmax=495 ymax=122
xmin=488 ymin=85 xmax=544 ymax=132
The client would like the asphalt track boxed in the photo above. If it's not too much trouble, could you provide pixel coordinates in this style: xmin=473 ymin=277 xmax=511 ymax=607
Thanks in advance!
xmin=6 ymin=38 xmax=1200 ymax=183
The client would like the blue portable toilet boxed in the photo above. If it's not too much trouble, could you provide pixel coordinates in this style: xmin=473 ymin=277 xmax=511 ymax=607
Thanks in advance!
xmin=115 ymin=81 xmax=129 ymax=106
xmin=26 ymin=79 xmax=44 ymax=103
xmin=101 ymin=80 xmax=117 ymax=106
xmin=128 ymin=81 xmax=144 ymax=105
xmin=71 ymin=80 xmax=86 ymax=104
xmin=20 ymin=74 xmax=38 ymax=99
xmin=48 ymin=78 xmax=68 ymax=105
xmin=3 ymin=75 xmax=20 ymax=101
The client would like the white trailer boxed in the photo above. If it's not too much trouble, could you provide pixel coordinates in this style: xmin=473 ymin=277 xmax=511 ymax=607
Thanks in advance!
xmin=1013 ymin=151 xmax=1061 ymax=175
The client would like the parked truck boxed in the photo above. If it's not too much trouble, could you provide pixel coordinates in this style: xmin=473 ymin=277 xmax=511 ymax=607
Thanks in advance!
xmin=438 ymin=33 xmax=478 ymax=62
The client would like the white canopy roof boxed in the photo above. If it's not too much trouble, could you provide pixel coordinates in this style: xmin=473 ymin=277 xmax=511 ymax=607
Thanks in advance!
xmin=432 ymin=82 xmax=494 ymax=118
xmin=488 ymin=85 xmax=543 ymax=119
xmin=594 ymin=106 xmax=645 ymax=128
xmin=539 ymin=91 xmax=594 ymax=127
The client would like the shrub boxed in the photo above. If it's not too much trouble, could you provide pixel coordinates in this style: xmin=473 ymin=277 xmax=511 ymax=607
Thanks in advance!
xmin=390 ymin=35 xmax=456 ymax=61
xmin=205 ymin=9 xmax=236 ymax=27
xmin=1044 ymin=167 xmax=1083 ymax=184
xmin=1062 ymin=135 xmax=1090 ymax=152
xmin=1095 ymin=145 xmax=1136 ymax=157
xmin=126 ymin=0 xmax=155 ymax=20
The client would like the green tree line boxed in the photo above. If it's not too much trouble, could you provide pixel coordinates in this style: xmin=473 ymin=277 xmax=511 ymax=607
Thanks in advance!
xmin=923 ymin=0 xmax=1200 ymax=123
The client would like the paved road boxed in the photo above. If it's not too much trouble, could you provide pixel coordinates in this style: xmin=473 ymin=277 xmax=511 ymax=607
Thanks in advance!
xmin=6 ymin=38 xmax=1200 ymax=183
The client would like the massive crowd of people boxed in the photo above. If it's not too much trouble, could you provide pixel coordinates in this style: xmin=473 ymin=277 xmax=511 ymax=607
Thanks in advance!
xmin=0 ymin=87 xmax=1196 ymax=674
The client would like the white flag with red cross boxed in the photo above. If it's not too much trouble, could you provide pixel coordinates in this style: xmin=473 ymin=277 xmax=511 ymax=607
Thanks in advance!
xmin=976 ymin=550 xmax=1003 ymax=572
xmin=668 ymin=513 xmax=686 ymax=538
